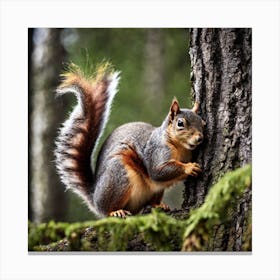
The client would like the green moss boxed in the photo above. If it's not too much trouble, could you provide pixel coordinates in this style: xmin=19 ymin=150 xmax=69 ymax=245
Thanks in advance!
xmin=29 ymin=165 xmax=251 ymax=252
xmin=182 ymin=164 xmax=252 ymax=251
xmin=34 ymin=239 xmax=70 ymax=252
xmin=28 ymin=220 xmax=70 ymax=251
xmin=29 ymin=210 xmax=184 ymax=251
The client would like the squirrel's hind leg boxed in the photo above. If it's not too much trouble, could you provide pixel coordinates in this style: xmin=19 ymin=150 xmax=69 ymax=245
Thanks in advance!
xmin=93 ymin=157 xmax=132 ymax=217
xmin=152 ymin=202 xmax=170 ymax=211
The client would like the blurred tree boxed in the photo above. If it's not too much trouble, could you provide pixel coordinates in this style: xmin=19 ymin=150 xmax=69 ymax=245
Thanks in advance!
xmin=30 ymin=28 xmax=68 ymax=223
xmin=143 ymin=29 xmax=165 ymax=105
xmin=183 ymin=28 xmax=252 ymax=250
xmin=28 ymin=28 xmax=34 ymax=221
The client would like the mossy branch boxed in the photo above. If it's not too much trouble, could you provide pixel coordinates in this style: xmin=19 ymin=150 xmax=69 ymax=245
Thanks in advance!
xmin=29 ymin=164 xmax=252 ymax=252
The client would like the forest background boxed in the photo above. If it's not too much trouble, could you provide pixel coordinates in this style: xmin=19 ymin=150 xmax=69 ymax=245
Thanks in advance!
xmin=29 ymin=28 xmax=191 ymax=223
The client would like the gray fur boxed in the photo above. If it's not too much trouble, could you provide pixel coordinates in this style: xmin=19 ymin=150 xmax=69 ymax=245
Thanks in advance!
xmin=93 ymin=122 xmax=155 ymax=216
xmin=92 ymin=109 xmax=204 ymax=216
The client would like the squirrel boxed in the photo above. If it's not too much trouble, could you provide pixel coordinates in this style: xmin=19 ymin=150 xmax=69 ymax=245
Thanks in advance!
xmin=55 ymin=63 xmax=205 ymax=218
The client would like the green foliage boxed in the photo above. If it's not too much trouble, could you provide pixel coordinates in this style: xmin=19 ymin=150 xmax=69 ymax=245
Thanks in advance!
xmin=29 ymin=164 xmax=251 ymax=252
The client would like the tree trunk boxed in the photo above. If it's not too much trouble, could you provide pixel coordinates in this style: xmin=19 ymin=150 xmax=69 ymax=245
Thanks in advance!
xmin=30 ymin=28 xmax=68 ymax=223
xmin=183 ymin=28 xmax=252 ymax=251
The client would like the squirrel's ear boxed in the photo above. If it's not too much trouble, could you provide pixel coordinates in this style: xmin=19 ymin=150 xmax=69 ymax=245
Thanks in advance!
xmin=170 ymin=98 xmax=180 ymax=120
xmin=192 ymin=101 xmax=200 ymax=113
xmin=202 ymin=119 xmax=206 ymax=127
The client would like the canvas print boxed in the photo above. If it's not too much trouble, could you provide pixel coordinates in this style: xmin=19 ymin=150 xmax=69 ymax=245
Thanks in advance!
xmin=28 ymin=28 xmax=252 ymax=252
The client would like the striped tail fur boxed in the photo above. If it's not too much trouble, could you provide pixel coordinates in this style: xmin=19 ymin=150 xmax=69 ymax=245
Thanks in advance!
xmin=55 ymin=63 xmax=120 ymax=211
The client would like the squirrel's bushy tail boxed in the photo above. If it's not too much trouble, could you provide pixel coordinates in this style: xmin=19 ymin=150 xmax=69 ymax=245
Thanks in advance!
xmin=55 ymin=63 xmax=120 ymax=210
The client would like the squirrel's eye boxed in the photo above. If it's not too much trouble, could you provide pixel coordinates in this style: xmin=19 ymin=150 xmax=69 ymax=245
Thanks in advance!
xmin=177 ymin=119 xmax=184 ymax=128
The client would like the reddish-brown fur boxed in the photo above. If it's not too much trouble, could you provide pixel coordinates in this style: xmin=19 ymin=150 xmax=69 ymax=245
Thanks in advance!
xmin=114 ymin=145 xmax=191 ymax=214
xmin=119 ymin=146 xmax=149 ymax=178
xmin=57 ymin=74 xmax=110 ymax=199
xmin=112 ymin=146 xmax=151 ymax=214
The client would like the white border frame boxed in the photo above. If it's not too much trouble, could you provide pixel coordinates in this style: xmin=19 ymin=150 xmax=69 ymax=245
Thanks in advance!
xmin=1 ymin=0 xmax=280 ymax=279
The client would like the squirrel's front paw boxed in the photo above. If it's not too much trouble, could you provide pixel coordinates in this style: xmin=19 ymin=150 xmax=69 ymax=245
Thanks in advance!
xmin=185 ymin=162 xmax=202 ymax=177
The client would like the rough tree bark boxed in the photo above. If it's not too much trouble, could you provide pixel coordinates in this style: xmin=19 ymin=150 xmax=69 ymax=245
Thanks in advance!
xmin=30 ymin=28 xmax=68 ymax=223
xmin=183 ymin=28 xmax=252 ymax=251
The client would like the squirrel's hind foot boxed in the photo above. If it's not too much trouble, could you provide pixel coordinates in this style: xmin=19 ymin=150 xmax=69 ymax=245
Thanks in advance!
xmin=152 ymin=202 xmax=170 ymax=212
xmin=109 ymin=209 xmax=132 ymax=218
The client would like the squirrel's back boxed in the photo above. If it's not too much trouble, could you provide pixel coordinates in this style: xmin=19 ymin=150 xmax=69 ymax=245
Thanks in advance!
xmin=94 ymin=122 xmax=154 ymax=179
xmin=98 ymin=122 xmax=154 ymax=159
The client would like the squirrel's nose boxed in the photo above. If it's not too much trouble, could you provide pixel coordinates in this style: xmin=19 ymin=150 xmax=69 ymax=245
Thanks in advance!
xmin=195 ymin=134 xmax=203 ymax=144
